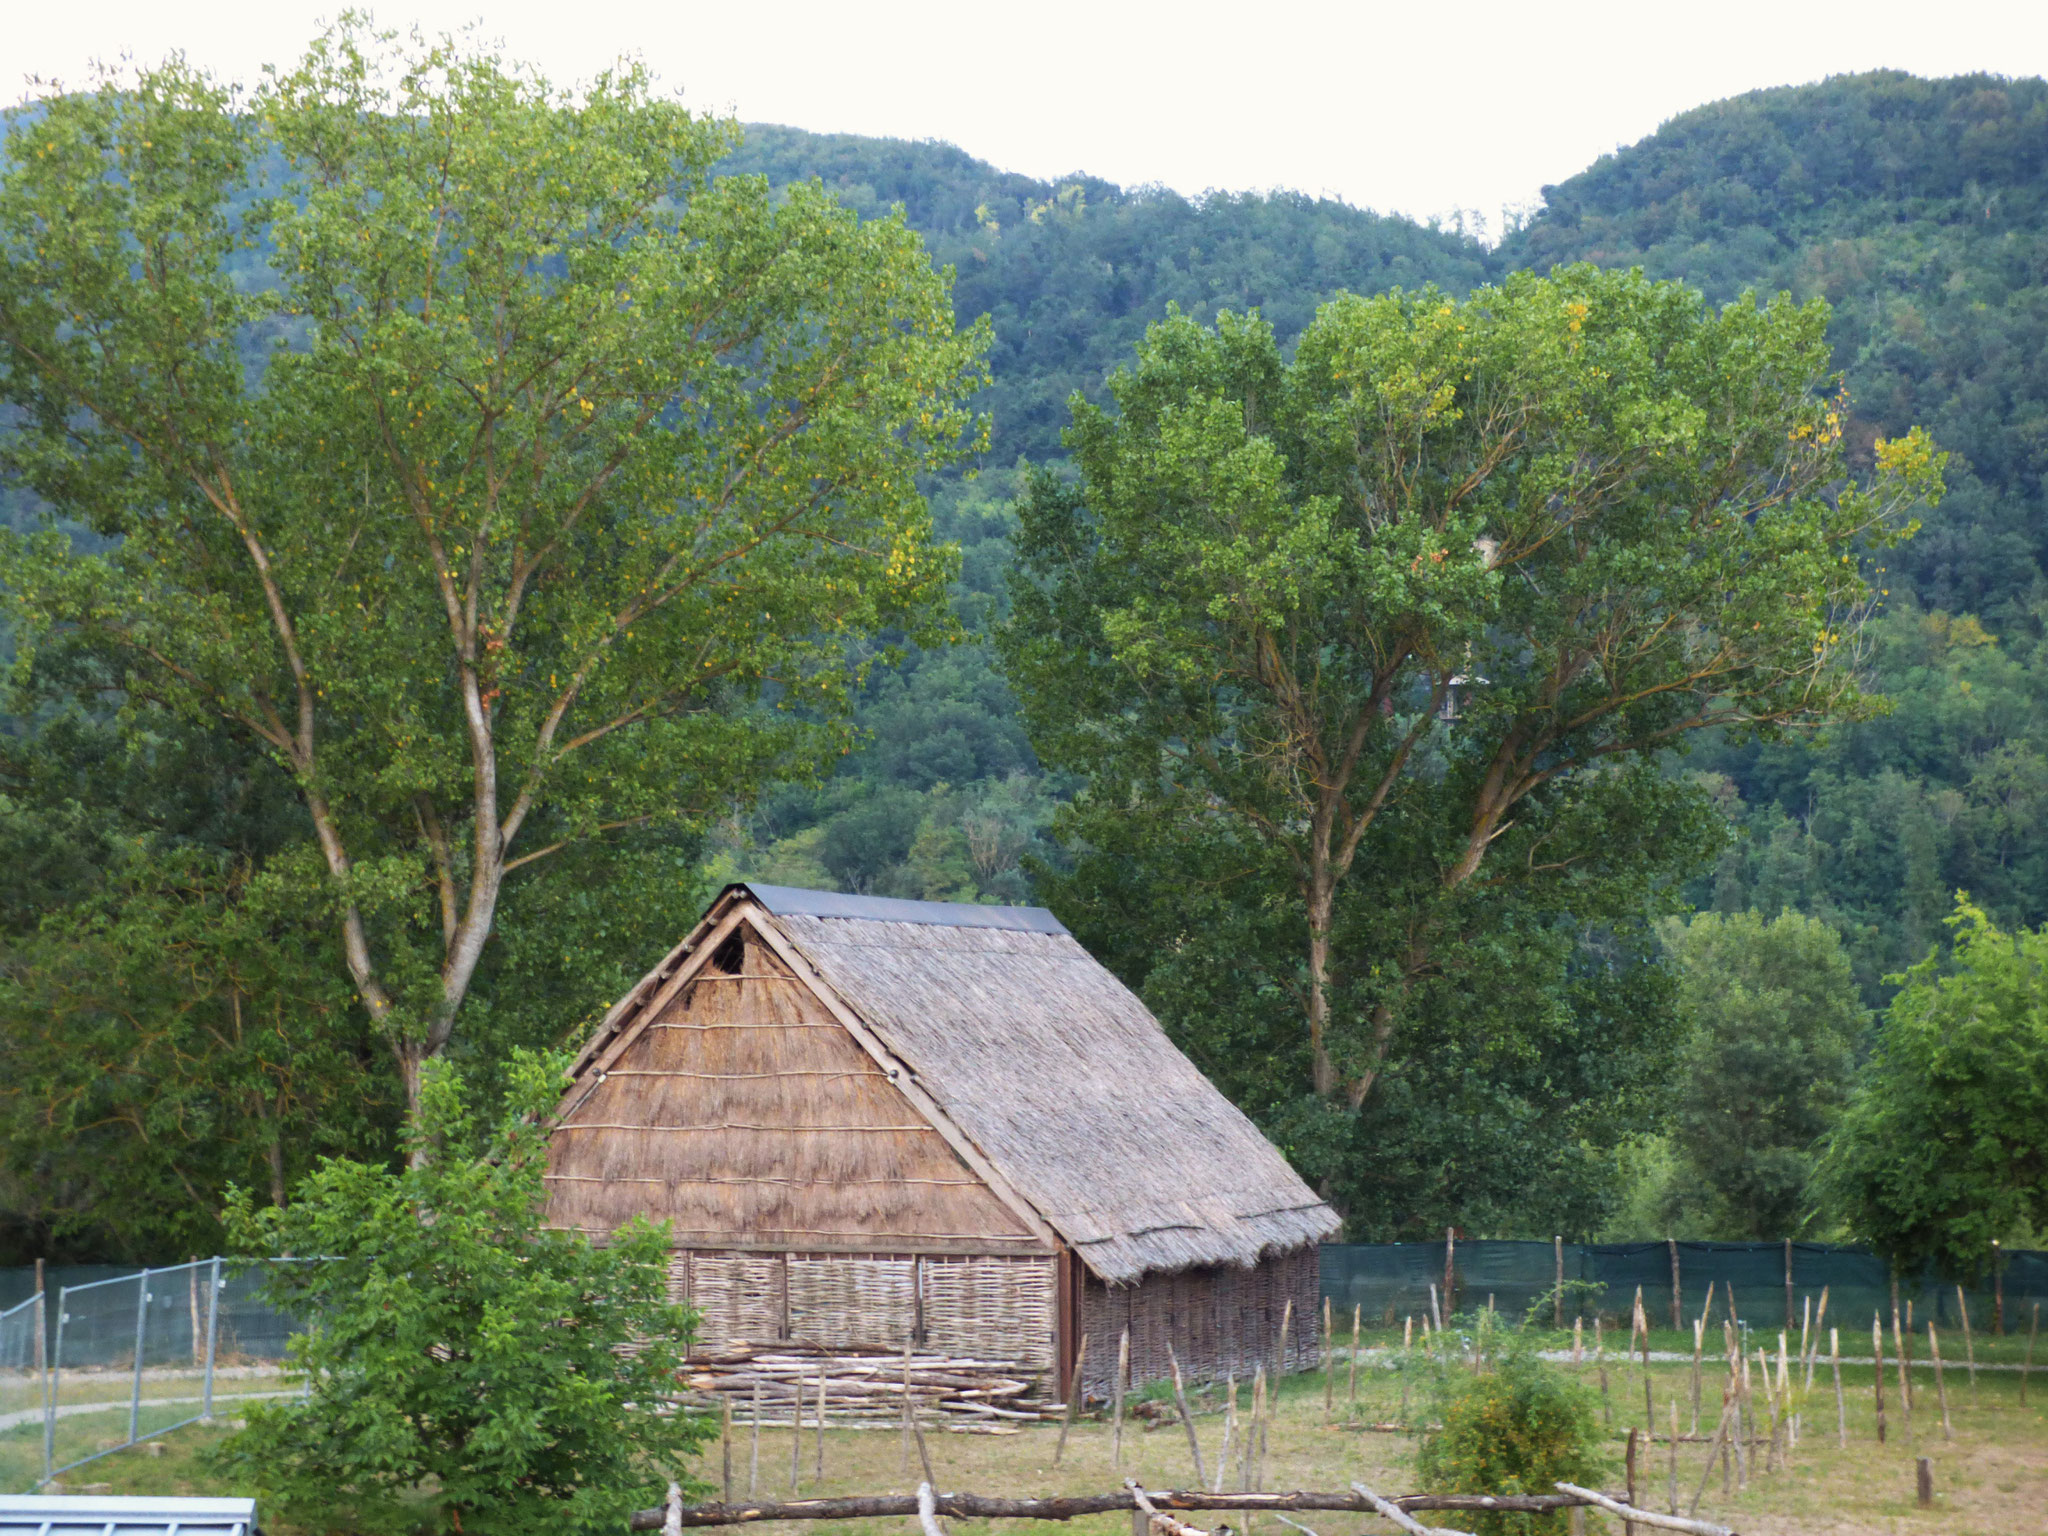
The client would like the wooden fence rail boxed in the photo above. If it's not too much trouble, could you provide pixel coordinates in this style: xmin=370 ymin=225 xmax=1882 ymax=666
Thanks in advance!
xmin=630 ymin=1484 xmax=1737 ymax=1533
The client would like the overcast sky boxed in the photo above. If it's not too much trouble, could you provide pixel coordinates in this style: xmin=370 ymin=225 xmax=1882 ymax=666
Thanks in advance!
xmin=7 ymin=1 xmax=2046 ymax=230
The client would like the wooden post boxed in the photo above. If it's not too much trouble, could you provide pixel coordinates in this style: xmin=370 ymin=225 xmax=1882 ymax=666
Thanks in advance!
xmin=1215 ymin=1374 xmax=1236 ymax=1494
xmin=789 ymin=1373 xmax=802 ymax=1492
xmin=905 ymin=1351 xmax=935 ymax=1488
xmin=1444 ymin=1227 xmax=1456 ymax=1319
xmin=1667 ymin=1399 xmax=1679 ymax=1516
xmin=1892 ymin=1300 xmax=1913 ymax=1439
xmin=1954 ymin=1284 xmax=1977 ymax=1396
xmin=1992 ymin=1240 xmax=2004 ymax=1335
xmin=1916 ymin=1456 xmax=1933 ymax=1508
xmin=1251 ymin=1365 xmax=1269 ymax=1492
xmin=2024 ymin=1303 xmax=2039 ymax=1407
xmin=1347 ymin=1303 xmax=1360 ymax=1412
xmin=1643 ymin=1374 xmax=1653 ymax=1442
xmin=1783 ymin=1238 xmax=1794 ymax=1332
xmin=1167 ymin=1343 xmax=1208 ymax=1488
xmin=1572 ymin=1314 xmax=1583 ymax=1365
xmin=1927 ymin=1323 xmax=1952 ymax=1440
xmin=721 ymin=1396 xmax=733 ymax=1503
xmin=1322 ymin=1296 xmax=1334 ymax=1420
xmin=806 ymin=1368 xmax=823 ymax=1482
xmin=1054 ymin=1333 xmax=1089 ymax=1466
xmin=1112 ymin=1328 xmax=1129 ymax=1469
xmin=1689 ymin=1315 xmax=1704 ymax=1435
xmin=1598 ymin=1314 xmax=1611 ymax=1429
xmin=1623 ymin=1427 xmax=1639 ymax=1536
xmin=750 ymin=1381 xmax=762 ymax=1495
xmin=1830 ymin=1328 xmax=1845 ymax=1448
xmin=1668 ymin=1237 xmax=1681 ymax=1334
xmin=1277 ymin=1296 xmax=1293 ymax=1378
xmin=1555 ymin=1235 xmax=1565 ymax=1328
xmin=1871 ymin=1314 xmax=1888 ymax=1444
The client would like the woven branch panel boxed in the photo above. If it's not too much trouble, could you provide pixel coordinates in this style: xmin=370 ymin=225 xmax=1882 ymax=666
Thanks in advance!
xmin=1078 ymin=1245 xmax=1321 ymax=1396
xmin=673 ymin=1250 xmax=1056 ymax=1370
xmin=788 ymin=1257 xmax=917 ymax=1350
xmin=921 ymin=1255 xmax=1057 ymax=1372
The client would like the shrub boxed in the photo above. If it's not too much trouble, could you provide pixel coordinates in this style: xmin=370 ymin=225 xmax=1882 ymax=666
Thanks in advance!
xmin=208 ymin=1052 xmax=706 ymax=1536
xmin=1416 ymin=1322 xmax=1608 ymax=1536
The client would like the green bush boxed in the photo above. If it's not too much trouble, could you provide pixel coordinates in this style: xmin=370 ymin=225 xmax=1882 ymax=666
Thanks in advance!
xmin=208 ymin=1052 xmax=707 ymax=1536
xmin=1416 ymin=1325 xmax=1609 ymax=1536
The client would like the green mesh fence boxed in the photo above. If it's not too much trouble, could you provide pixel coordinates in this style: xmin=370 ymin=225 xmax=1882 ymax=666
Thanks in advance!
xmin=1321 ymin=1241 xmax=2048 ymax=1333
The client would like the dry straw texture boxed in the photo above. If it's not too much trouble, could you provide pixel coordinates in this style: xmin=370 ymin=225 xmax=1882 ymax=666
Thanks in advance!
xmin=550 ymin=885 xmax=1337 ymax=1292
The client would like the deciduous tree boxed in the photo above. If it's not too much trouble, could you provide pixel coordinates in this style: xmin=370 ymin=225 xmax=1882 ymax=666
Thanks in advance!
xmin=0 ymin=22 xmax=989 ymax=1120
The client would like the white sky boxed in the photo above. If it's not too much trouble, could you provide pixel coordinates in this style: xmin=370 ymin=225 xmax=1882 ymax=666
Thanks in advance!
xmin=7 ymin=1 xmax=2046 ymax=229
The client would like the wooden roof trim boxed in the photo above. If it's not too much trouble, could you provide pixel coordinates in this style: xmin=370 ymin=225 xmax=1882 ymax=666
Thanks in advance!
xmin=553 ymin=902 xmax=750 ymax=1124
xmin=743 ymin=905 xmax=1063 ymax=1256
xmin=562 ymin=887 xmax=752 ymax=1077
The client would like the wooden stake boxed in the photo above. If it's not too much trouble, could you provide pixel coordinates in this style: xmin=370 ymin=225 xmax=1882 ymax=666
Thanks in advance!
xmin=750 ymin=1380 xmax=762 ymax=1495
xmin=1688 ymin=1396 xmax=1733 ymax=1516
xmin=1916 ymin=1456 xmax=1933 ymax=1508
xmin=1689 ymin=1315 xmax=1704 ymax=1435
xmin=1248 ymin=1366 xmax=1267 ymax=1493
xmin=1669 ymin=1236 xmax=1682 ymax=1334
xmin=1871 ymin=1314 xmax=1887 ymax=1445
xmin=1830 ymin=1328 xmax=1845 ymax=1448
xmin=721 ymin=1396 xmax=733 ymax=1504
xmin=1555 ymin=1235 xmax=1565 ymax=1328
xmin=1573 ymin=1315 xmax=1584 ymax=1365
xmin=790 ymin=1376 xmax=802 ymax=1492
xmin=1783 ymin=1238 xmax=1794 ymax=1332
xmin=1054 ymin=1333 xmax=1089 ymax=1467
xmin=1954 ymin=1284 xmax=1977 ymax=1396
xmin=1215 ymin=1374 xmax=1236 ymax=1494
xmin=1667 ymin=1399 xmax=1680 ymax=1515
xmin=1347 ymin=1303 xmax=1360 ymax=1412
xmin=1278 ymin=1296 xmax=1294 ymax=1378
xmin=1928 ymin=1322 xmax=1952 ymax=1441
xmin=1643 ymin=1374 xmax=1654 ymax=1443
xmin=1112 ymin=1329 xmax=1129 ymax=1470
xmin=1892 ymin=1301 xmax=1913 ymax=1437
xmin=906 ymin=1359 xmax=935 ymax=1489
xmin=814 ymin=1360 xmax=826 ymax=1482
xmin=1167 ymin=1343 xmax=1208 ymax=1489
xmin=1322 ymin=1297 xmax=1334 ymax=1420
xmin=2024 ymin=1303 xmax=2038 ymax=1406
xmin=900 ymin=1350 xmax=912 ymax=1475
xmin=1624 ymin=1428 xmax=1639 ymax=1536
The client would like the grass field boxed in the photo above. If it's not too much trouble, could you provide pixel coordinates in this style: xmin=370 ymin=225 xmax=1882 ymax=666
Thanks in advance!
xmin=7 ymin=1331 xmax=2044 ymax=1534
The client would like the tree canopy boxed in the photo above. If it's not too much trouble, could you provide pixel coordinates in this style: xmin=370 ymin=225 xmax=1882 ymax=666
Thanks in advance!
xmin=999 ymin=265 xmax=1940 ymax=1227
xmin=0 ymin=22 xmax=989 ymax=1121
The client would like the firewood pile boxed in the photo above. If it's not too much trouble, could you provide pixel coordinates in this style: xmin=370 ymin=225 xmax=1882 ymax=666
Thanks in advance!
xmin=678 ymin=1342 xmax=1064 ymax=1432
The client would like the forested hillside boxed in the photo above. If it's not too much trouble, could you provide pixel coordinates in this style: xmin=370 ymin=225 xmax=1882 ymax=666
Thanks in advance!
xmin=7 ymin=67 xmax=2047 ymax=1258
xmin=1498 ymin=72 xmax=2048 ymax=997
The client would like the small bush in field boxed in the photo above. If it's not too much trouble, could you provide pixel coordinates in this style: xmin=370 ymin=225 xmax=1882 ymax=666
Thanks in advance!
xmin=1416 ymin=1323 xmax=1608 ymax=1536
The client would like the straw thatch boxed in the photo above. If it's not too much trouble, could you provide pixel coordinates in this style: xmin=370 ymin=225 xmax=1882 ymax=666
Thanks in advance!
xmin=551 ymin=882 xmax=1337 ymax=1286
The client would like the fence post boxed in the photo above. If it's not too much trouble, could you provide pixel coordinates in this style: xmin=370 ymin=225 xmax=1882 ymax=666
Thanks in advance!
xmin=1783 ymin=1240 xmax=1794 ymax=1331
xmin=1668 ymin=1238 xmax=1681 ymax=1333
xmin=1554 ymin=1237 xmax=1564 ymax=1328
xmin=203 ymin=1256 xmax=222 ymax=1421
xmin=36 ymin=1280 xmax=50 ymax=1487
xmin=1992 ymin=1240 xmax=2004 ymax=1335
xmin=130 ymin=1266 xmax=151 ymax=1446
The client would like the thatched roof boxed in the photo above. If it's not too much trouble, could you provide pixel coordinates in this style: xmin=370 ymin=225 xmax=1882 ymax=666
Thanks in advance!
xmin=562 ymin=882 xmax=1338 ymax=1285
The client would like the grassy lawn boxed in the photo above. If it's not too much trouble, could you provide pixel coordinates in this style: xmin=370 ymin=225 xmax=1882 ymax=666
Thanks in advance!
xmin=6 ymin=1338 xmax=2042 ymax=1534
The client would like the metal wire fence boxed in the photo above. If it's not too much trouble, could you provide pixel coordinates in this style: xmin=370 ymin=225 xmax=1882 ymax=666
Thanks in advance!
xmin=1320 ymin=1238 xmax=2048 ymax=1336
xmin=0 ymin=1260 xmax=303 ymax=1493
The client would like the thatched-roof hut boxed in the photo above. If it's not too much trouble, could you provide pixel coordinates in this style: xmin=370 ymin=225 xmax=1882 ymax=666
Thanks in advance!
xmin=546 ymin=882 xmax=1340 ymax=1397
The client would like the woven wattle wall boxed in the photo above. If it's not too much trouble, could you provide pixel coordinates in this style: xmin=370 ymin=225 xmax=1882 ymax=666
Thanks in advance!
xmin=671 ymin=1250 xmax=1056 ymax=1370
xmin=1077 ymin=1244 xmax=1322 ymax=1397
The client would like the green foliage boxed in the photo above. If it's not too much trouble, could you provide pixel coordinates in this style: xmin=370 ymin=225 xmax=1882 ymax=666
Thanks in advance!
xmin=1415 ymin=1321 xmax=1608 ymax=1533
xmin=1650 ymin=911 xmax=1865 ymax=1239
xmin=211 ymin=1053 xmax=703 ymax=1536
xmin=0 ymin=20 xmax=988 ymax=1116
xmin=1823 ymin=897 xmax=2048 ymax=1277
xmin=1000 ymin=265 xmax=1938 ymax=1229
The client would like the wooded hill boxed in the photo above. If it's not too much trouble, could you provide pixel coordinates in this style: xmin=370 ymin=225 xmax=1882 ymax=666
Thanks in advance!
xmin=5 ymin=68 xmax=2045 ymax=1258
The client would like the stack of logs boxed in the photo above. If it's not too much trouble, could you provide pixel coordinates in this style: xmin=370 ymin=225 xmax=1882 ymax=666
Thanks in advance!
xmin=679 ymin=1343 xmax=1063 ymax=1433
